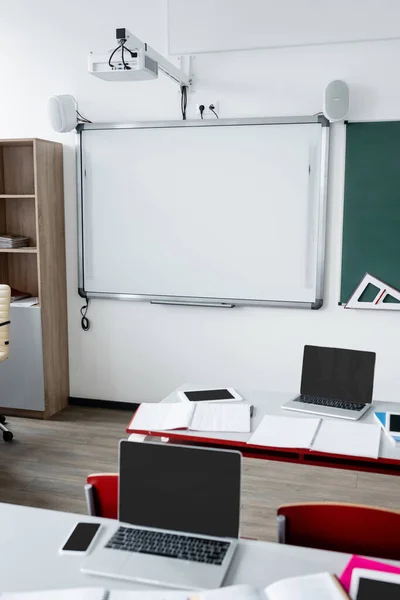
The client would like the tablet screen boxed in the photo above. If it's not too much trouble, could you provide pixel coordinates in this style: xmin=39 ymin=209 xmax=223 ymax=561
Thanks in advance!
xmin=389 ymin=414 xmax=400 ymax=433
xmin=357 ymin=577 xmax=400 ymax=599
xmin=183 ymin=389 xmax=235 ymax=402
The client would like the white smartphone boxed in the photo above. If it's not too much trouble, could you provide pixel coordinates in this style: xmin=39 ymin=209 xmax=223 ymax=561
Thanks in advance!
xmin=386 ymin=412 xmax=400 ymax=436
xmin=178 ymin=388 xmax=243 ymax=403
xmin=59 ymin=522 xmax=102 ymax=555
xmin=349 ymin=568 xmax=400 ymax=599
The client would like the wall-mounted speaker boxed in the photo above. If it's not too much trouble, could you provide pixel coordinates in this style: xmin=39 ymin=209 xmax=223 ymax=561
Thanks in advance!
xmin=323 ymin=80 xmax=350 ymax=122
xmin=47 ymin=95 xmax=78 ymax=133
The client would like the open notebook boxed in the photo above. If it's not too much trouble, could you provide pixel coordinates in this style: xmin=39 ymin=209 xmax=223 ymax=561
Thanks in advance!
xmin=128 ymin=402 xmax=251 ymax=433
xmin=0 ymin=574 xmax=349 ymax=600
xmin=247 ymin=415 xmax=381 ymax=459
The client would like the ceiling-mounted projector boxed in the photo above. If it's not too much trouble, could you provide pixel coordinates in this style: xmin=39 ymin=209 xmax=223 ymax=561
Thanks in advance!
xmin=89 ymin=28 xmax=189 ymax=86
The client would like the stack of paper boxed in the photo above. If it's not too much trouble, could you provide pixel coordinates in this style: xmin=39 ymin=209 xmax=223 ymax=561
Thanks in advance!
xmin=129 ymin=402 xmax=251 ymax=433
xmin=247 ymin=415 xmax=381 ymax=459
xmin=0 ymin=233 xmax=29 ymax=248
xmin=311 ymin=420 xmax=381 ymax=459
xmin=247 ymin=415 xmax=321 ymax=449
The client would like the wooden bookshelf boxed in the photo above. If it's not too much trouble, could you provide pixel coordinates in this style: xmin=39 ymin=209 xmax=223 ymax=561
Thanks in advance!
xmin=0 ymin=139 xmax=69 ymax=418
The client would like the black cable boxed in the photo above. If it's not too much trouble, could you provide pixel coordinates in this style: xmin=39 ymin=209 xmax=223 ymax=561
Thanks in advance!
xmin=180 ymin=86 xmax=188 ymax=120
xmin=80 ymin=298 xmax=90 ymax=331
xmin=199 ymin=104 xmax=205 ymax=119
xmin=209 ymin=105 xmax=219 ymax=119
xmin=121 ymin=45 xmax=131 ymax=70
xmin=108 ymin=44 xmax=122 ymax=69
xmin=76 ymin=110 xmax=92 ymax=123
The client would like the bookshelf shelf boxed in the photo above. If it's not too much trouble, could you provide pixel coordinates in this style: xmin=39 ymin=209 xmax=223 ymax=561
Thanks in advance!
xmin=0 ymin=247 xmax=37 ymax=253
xmin=0 ymin=195 xmax=36 ymax=199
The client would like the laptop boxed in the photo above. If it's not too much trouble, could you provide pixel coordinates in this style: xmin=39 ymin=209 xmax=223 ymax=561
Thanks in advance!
xmin=282 ymin=345 xmax=376 ymax=421
xmin=82 ymin=440 xmax=241 ymax=589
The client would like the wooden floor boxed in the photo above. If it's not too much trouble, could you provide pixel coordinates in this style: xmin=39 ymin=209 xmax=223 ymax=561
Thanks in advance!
xmin=1 ymin=406 xmax=399 ymax=542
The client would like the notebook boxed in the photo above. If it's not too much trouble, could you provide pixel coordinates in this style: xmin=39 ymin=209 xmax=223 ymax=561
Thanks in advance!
xmin=0 ymin=573 xmax=349 ymax=600
xmin=339 ymin=555 xmax=400 ymax=593
xmin=129 ymin=402 xmax=251 ymax=433
xmin=247 ymin=415 xmax=381 ymax=459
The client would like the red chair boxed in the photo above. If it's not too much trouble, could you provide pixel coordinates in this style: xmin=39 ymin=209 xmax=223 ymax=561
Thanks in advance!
xmin=85 ymin=473 xmax=119 ymax=519
xmin=277 ymin=503 xmax=400 ymax=560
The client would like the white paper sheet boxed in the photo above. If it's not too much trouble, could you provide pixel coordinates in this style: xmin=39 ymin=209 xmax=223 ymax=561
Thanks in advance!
xmin=189 ymin=403 xmax=251 ymax=433
xmin=247 ymin=415 xmax=321 ymax=449
xmin=129 ymin=403 xmax=195 ymax=431
xmin=110 ymin=591 xmax=191 ymax=600
xmin=0 ymin=590 xmax=106 ymax=600
xmin=311 ymin=420 xmax=381 ymax=459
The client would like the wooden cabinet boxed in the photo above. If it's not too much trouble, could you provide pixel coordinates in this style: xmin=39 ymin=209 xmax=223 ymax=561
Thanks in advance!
xmin=0 ymin=139 xmax=69 ymax=418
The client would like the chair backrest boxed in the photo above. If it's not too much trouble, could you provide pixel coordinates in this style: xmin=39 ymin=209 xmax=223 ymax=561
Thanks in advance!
xmin=86 ymin=473 xmax=119 ymax=519
xmin=0 ymin=285 xmax=10 ymax=363
xmin=277 ymin=502 xmax=400 ymax=560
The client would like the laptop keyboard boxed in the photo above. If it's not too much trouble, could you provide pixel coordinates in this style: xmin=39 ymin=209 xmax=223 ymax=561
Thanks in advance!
xmin=105 ymin=526 xmax=230 ymax=565
xmin=295 ymin=395 xmax=366 ymax=411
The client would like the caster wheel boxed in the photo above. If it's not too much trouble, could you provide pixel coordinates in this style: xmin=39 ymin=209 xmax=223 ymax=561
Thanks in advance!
xmin=3 ymin=431 xmax=13 ymax=442
xmin=0 ymin=414 xmax=6 ymax=424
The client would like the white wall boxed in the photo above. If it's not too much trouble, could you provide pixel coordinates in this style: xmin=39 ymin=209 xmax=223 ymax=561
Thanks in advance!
xmin=1 ymin=0 xmax=400 ymax=403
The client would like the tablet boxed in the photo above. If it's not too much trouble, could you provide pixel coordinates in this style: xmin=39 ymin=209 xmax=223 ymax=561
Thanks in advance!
xmin=386 ymin=412 xmax=400 ymax=436
xmin=349 ymin=568 xmax=400 ymax=599
xmin=178 ymin=388 xmax=243 ymax=403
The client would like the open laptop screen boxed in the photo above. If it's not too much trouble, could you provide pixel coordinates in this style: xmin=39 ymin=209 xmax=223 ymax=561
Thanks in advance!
xmin=119 ymin=441 xmax=241 ymax=538
xmin=300 ymin=345 xmax=376 ymax=404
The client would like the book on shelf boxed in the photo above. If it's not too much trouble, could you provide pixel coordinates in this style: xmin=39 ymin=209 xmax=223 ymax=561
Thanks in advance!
xmin=0 ymin=573 xmax=349 ymax=600
xmin=374 ymin=412 xmax=400 ymax=447
xmin=0 ymin=233 xmax=29 ymax=248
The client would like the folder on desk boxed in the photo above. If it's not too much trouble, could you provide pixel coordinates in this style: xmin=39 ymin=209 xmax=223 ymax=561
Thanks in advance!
xmin=247 ymin=415 xmax=381 ymax=459
xmin=129 ymin=402 xmax=251 ymax=433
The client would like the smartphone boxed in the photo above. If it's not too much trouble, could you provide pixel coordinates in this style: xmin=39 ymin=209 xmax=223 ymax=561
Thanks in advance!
xmin=59 ymin=522 xmax=102 ymax=555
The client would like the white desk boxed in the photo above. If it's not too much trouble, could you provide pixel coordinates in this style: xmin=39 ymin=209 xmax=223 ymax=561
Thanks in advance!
xmin=140 ymin=387 xmax=400 ymax=470
xmin=0 ymin=502 xmax=355 ymax=593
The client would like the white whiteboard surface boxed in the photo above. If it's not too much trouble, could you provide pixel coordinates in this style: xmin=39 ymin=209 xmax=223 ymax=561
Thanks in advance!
xmin=79 ymin=119 xmax=328 ymax=307
xmin=168 ymin=0 xmax=400 ymax=55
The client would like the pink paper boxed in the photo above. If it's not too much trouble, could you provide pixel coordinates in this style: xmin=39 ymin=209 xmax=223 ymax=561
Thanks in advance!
xmin=340 ymin=555 xmax=400 ymax=592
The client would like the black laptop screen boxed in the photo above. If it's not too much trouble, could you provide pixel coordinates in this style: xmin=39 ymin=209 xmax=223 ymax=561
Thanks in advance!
xmin=300 ymin=345 xmax=376 ymax=404
xmin=119 ymin=441 xmax=241 ymax=538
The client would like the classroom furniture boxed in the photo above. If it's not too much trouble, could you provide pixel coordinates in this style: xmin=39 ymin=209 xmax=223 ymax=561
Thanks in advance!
xmin=168 ymin=0 xmax=400 ymax=55
xmin=0 ymin=284 xmax=13 ymax=441
xmin=277 ymin=503 xmax=400 ymax=560
xmin=0 ymin=139 xmax=69 ymax=418
xmin=78 ymin=116 xmax=329 ymax=309
xmin=341 ymin=122 xmax=400 ymax=305
xmin=85 ymin=473 xmax=118 ymax=519
xmin=0 ymin=501 xmax=374 ymax=593
xmin=126 ymin=387 xmax=400 ymax=476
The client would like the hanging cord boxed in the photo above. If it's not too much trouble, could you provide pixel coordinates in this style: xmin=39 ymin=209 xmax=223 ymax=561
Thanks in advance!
xmin=180 ymin=86 xmax=188 ymax=120
xmin=76 ymin=110 xmax=92 ymax=123
xmin=80 ymin=298 xmax=90 ymax=331
xmin=209 ymin=104 xmax=219 ymax=119
xmin=109 ymin=40 xmax=136 ymax=70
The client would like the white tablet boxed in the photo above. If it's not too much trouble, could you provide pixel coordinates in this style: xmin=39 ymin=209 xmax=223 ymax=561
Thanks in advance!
xmin=386 ymin=412 xmax=400 ymax=436
xmin=349 ymin=568 xmax=400 ymax=599
xmin=178 ymin=388 xmax=243 ymax=403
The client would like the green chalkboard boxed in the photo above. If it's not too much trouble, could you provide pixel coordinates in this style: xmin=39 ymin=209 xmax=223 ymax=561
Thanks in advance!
xmin=340 ymin=121 xmax=400 ymax=304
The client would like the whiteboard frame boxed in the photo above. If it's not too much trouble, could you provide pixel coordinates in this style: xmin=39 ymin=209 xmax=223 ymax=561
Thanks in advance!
xmin=77 ymin=116 xmax=329 ymax=309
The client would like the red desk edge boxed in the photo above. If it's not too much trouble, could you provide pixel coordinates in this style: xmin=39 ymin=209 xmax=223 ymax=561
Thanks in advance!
xmin=126 ymin=411 xmax=400 ymax=476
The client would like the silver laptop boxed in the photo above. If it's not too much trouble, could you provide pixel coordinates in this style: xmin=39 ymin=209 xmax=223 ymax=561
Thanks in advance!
xmin=282 ymin=345 xmax=376 ymax=421
xmin=82 ymin=440 xmax=241 ymax=589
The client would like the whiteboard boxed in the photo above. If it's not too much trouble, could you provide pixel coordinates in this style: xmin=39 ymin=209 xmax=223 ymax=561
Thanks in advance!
xmin=78 ymin=117 xmax=329 ymax=308
xmin=168 ymin=0 xmax=400 ymax=55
